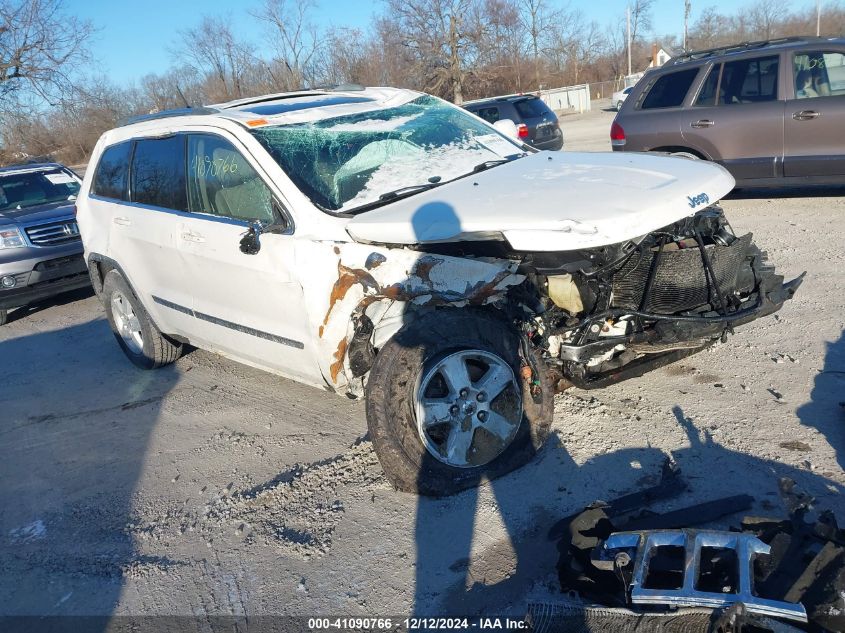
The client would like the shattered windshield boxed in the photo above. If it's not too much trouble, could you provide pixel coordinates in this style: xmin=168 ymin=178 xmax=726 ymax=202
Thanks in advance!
xmin=250 ymin=95 xmax=525 ymax=213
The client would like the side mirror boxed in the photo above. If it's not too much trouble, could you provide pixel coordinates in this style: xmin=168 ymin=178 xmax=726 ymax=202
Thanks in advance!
xmin=239 ymin=201 xmax=291 ymax=255
xmin=493 ymin=119 xmax=519 ymax=140
xmin=239 ymin=223 xmax=262 ymax=255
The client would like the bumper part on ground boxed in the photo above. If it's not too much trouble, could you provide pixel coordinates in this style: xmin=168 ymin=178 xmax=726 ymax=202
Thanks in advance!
xmin=593 ymin=530 xmax=808 ymax=623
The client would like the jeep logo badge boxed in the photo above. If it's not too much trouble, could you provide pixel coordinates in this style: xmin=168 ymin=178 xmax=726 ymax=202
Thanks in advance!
xmin=687 ymin=192 xmax=710 ymax=208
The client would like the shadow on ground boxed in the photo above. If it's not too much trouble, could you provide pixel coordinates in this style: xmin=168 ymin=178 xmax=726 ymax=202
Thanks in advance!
xmin=798 ymin=330 xmax=845 ymax=471
xmin=0 ymin=317 xmax=180 ymax=622
xmin=3 ymin=286 xmax=96 ymax=325
xmin=412 ymin=399 xmax=845 ymax=616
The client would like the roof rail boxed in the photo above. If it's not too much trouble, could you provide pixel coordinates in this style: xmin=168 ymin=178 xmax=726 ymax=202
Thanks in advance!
xmin=214 ymin=91 xmax=330 ymax=109
xmin=667 ymin=36 xmax=825 ymax=64
xmin=118 ymin=106 xmax=219 ymax=128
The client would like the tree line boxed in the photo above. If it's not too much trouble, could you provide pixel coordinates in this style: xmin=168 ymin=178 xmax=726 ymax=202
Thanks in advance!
xmin=1 ymin=0 xmax=844 ymax=166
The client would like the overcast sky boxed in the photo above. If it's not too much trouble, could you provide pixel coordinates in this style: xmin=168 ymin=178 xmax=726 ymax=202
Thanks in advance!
xmin=74 ymin=0 xmax=750 ymax=85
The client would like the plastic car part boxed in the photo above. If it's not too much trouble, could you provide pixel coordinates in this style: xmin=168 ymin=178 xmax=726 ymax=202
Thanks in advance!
xmin=592 ymin=529 xmax=808 ymax=623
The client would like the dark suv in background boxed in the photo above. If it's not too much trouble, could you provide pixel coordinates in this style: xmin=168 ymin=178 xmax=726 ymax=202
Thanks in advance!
xmin=464 ymin=94 xmax=564 ymax=150
xmin=0 ymin=163 xmax=88 ymax=325
xmin=612 ymin=36 xmax=845 ymax=186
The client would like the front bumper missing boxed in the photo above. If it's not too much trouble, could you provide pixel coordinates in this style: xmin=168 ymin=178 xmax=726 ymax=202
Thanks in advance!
xmin=555 ymin=272 xmax=804 ymax=389
xmin=592 ymin=529 xmax=808 ymax=623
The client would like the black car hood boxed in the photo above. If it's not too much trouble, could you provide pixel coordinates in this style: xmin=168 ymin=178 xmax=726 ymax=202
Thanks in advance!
xmin=0 ymin=200 xmax=76 ymax=224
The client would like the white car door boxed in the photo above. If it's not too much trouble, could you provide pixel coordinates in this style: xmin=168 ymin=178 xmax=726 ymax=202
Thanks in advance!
xmin=97 ymin=136 xmax=196 ymax=337
xmin=175 ymin=132 xmax=323 ymax=385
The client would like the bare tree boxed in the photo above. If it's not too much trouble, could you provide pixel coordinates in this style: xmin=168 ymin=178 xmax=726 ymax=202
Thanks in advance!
xmin=629 ymin=0 xmax=655 ymax=45
xmin=476 ymin=0 xmax=525 ymax=93
xmin=384 ymin=0 xmax=483 ymax=104
xmin=748 ymin=0 xmax=788 ymax=38
xmin=548 ymin=15 xmax=603 ymax=85
xmin=252 ymin=0 xmax=322 ymax=90
xmin=519 ymin=0 xmax=554 ymax=88
xmin=0 ymin=0 xmax=93 ymax=106
xmin=175 ymin=16 xmax=256 ymax=102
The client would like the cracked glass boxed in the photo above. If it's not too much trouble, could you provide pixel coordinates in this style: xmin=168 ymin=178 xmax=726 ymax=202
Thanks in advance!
xmin=250 ymin=95 xmax=524 ymax=213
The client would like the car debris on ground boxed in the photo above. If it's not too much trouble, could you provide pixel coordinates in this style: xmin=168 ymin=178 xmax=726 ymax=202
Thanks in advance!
xmin=528 ymin=465 xmax=844 ymax=632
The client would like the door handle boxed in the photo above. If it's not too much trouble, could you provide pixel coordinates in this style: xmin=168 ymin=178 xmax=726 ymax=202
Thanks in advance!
xmin=792 ymin=110 xmax=820 ymax=121
xmin=690 ymin=119 xmax=714 ymax=128
xmin=113 ymin=217 xmax=132 ymax=226
xmin=180 ymin=232 xmax=205 ymax=243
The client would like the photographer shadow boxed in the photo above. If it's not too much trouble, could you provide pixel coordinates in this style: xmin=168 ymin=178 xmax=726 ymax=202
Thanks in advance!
xmin=412 ymin=400 xmax=845 ymax=616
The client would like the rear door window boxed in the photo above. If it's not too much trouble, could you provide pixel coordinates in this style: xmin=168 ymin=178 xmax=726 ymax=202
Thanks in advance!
xmin=186 ymin=134 xmax=275 ymax=224
xmin=641 ymin=69 xmax=700 ymax=109
xmin=93 ymin=141 xmax=132 ymax=200
xmin=130 ymin=136 xmax=187 ymax=211
xmin=718 ymin=55 xmax=779 ymax=104
xmin=793 ymin=51 xmax=845 ymax=97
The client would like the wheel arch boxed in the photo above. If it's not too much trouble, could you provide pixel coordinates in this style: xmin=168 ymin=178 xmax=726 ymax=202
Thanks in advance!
xmin=651 ymin=146 xmax=711 ymax=160
xmin=310 ymin=243 xmax=526 ymax=396
xmin=87 ymin=253 xmax=173 ymax=337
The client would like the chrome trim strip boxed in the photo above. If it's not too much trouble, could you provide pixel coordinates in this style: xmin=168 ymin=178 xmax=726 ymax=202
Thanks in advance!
xmin=151 ymin=295 xmax=304 ymax=349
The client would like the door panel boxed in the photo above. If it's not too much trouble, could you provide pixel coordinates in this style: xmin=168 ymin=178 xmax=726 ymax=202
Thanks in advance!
xmin=111 ymin=136 xmax=195 ymax=336
xmin=177 ymin=216 xmax=321 ymax=384
xmin=784 ymin=50 xmax=845 ymax=177
xmin=178 ymin=131 xmax=322 ymax=384
xmin=108 ymin=204 xmax=195 ymax=336
xmin=681 ymin=55 xmax=784 ymax=181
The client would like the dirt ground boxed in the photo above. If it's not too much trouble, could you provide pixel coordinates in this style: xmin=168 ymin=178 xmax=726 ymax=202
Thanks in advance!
xmin=2 ymin=103 xmax=845 ymax=621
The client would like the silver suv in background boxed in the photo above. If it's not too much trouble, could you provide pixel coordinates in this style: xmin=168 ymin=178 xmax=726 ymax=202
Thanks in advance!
xmin=0 ymin=163 xmax=88 ymax=325
xmin=612 ymin=37 xmax=845 ymax=187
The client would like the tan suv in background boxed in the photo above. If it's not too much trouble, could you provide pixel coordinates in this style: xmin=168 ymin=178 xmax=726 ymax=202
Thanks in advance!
xmin=612 ymin=37 xmax=845 ymax=187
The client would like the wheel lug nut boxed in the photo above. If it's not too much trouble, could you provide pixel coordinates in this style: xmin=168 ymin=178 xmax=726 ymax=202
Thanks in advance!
xmin=476 ymin=392 xmax=486 ymax=402
xmin=477 ymin=411 xmax=488 ymax=422
xmin=449 ymin=405 xmax=459 ymax=416
xmin=459 ymin=388 xmax=469 ymax=398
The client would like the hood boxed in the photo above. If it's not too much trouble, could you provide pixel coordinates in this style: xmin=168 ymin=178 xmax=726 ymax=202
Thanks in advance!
xmin=0 ymin=201 xmax=76 ymax=226
xmin=345 ymin=151 xmax=735 ymax=251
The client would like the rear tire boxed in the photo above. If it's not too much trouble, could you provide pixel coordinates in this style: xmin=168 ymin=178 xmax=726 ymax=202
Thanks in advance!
xmin=616 ymin=101 xmax=624 ymax=111
xmin=0 ymin=309 xmax=7 ymax=326
xmin=365 ymin=309 xmax=554 ymax=497
xmin=102 ymin=270 xmax=182 ymax=369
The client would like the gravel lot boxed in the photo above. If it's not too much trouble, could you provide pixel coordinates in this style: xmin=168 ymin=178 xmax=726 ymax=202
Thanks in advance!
xmin=2 ymin=103 xmax=844 ymax=619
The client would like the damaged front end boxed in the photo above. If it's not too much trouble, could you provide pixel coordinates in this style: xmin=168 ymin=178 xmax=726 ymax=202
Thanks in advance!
xmin=512 ymin=206 xmax=803 ymax=389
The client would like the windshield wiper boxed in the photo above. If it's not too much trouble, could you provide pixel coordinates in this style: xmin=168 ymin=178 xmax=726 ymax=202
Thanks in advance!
xmin=343 ymin=180 xmax=443 ymax=216
xmin=472 ymin=158 xmax=510 ymax=172
xmin=378 ymin=180 xmax=441 ymax=201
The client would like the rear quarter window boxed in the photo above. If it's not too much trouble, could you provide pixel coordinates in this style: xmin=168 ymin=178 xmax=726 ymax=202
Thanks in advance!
xmin=514 ymin=98 xmax=552 ymax=118
xmin=92 ymin=141 xmax=133 ymax=200
xmin=640 ymin=68 xmax=700 ymax=109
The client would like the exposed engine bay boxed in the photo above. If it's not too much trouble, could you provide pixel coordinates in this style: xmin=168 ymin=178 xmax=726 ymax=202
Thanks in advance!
xmin=507 ymin=206 xmax=804 ymax=389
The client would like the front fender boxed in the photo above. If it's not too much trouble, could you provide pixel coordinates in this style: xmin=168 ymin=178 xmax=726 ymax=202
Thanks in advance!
xmin=296 ymin=241 xmax=524 ymax=392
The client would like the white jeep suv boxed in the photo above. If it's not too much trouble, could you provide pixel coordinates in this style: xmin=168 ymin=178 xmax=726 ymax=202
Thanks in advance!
xmin=76 ymin=87 xmax=801 ymax=496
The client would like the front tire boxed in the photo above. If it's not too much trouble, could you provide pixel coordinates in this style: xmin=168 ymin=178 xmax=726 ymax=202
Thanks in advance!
xmin=102 ymin=270 xmax=182 ymax=369
xmin=365 ymin=310 xmax=553 ymax=497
